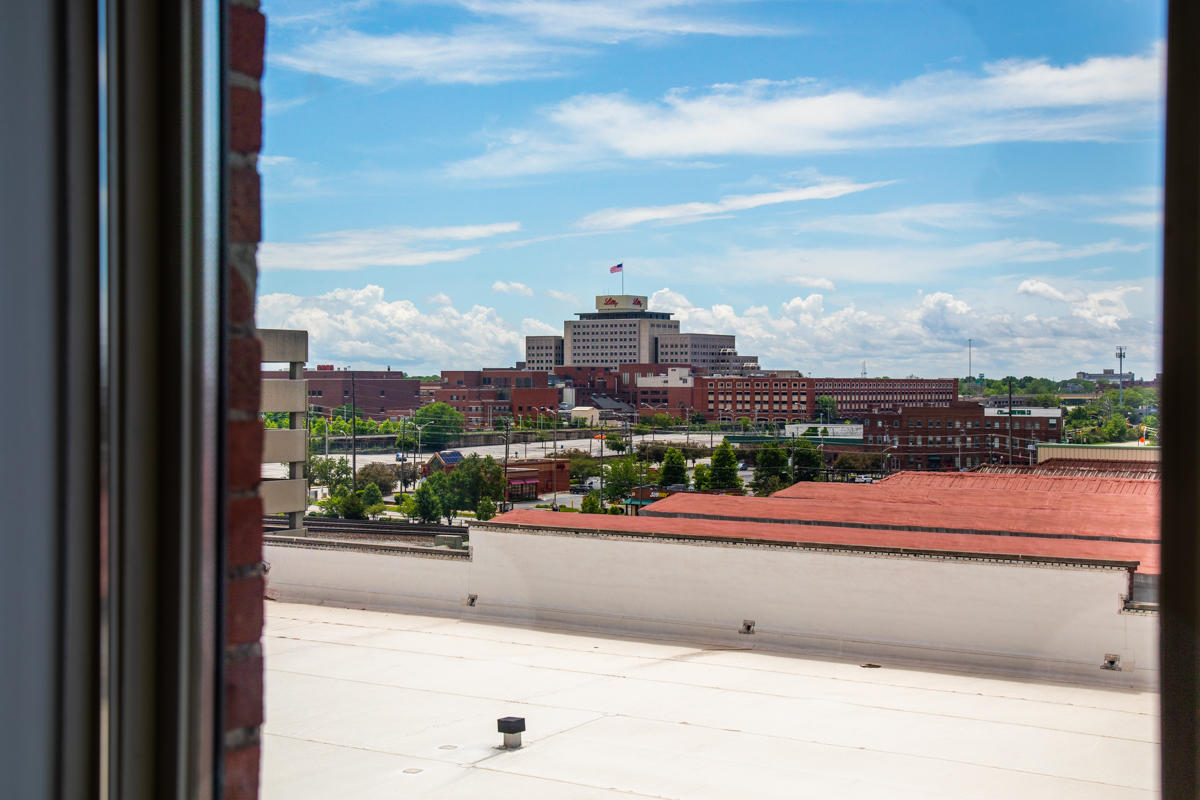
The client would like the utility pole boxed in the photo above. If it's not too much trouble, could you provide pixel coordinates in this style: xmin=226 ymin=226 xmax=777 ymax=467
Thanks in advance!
xmin=968 ymin=338 xmax=972 ymax=394
xmin=1115 ymin=345 xmax=1127 ymax=408
xmin=1007 ymin=378 xmax=1014 ymax=465
xmin=350 ymin=369 xmax=358 ymax=491
xmin=502 ymin=417 xmax=511 ymax=511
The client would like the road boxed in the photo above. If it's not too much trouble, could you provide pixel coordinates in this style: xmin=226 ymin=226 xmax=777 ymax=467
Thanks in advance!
xmin=263 ymin=430 xmax=720 ymax=479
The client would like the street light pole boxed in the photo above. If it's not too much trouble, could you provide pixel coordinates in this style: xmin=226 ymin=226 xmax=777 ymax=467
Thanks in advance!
xmin=350 ymin=368 xmax=358 ymax=491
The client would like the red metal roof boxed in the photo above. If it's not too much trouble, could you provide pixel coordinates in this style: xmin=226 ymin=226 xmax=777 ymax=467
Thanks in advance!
xmin=485 ymin=471 xmax=1160 ymax=574
xmin=485 ymin=508 xmax=1158 ymax=573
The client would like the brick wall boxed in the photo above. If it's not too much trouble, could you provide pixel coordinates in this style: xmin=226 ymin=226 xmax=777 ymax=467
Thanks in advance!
xmin=225 ymin=1 xmax=266 ymax=798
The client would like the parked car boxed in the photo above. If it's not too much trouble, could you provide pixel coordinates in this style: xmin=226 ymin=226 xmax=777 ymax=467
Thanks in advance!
xmin=853 ymin=475 xmax=874 ymax=484
xmin=394 ymin=453 xmax=407 ymax=462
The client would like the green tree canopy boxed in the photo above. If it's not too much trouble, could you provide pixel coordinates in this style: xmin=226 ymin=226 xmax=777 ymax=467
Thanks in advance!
xmin=601 ymin=457 xmax=640 ymax=502
xmin=605 ymin=432 xmax=627 ymax=453
xmin=423 ymin=471 xmax=459 ymax=524
xmin=815 ymin=396 xmax=838 ymax=421
xmin=581 ymin=492 xmax=602 ymax=514
xmin=788 ymin=438 xmax=823 ymax=482
xmin=710 ymin=442 xmax=743 ymax=491
xmin=411 ymin=401 xmax=466 ymax=451
xmin=356 ymin=462 xmax=398 ymax=496
xmin=476 ymin=496 xmax=497 ymax=521
xmin=691 ymin=463 xmax=712 ymax=492
xmin=412 ymin=481 xmax=442 ymax=524
xmin=751 ymin=442 xmax=789 ymax=495
xmin=308 ymin=456 xmax=353 ymax=491
xmin=659 ymin=447 xmax=688 ymax=486
xmin=447 ymin=454 xmax=505 ymax=509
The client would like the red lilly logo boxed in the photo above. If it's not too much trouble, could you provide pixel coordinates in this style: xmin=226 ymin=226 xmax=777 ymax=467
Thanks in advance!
xmin=632 ymin=298 xmax=643 ymax=306
xmin=603 ymin=297 xmax=618 ymax=305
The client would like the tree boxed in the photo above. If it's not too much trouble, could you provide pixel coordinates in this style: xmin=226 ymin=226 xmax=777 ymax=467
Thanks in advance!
xmin=581 ymin=492 xmax=602 ymax=514
xmin=601 ymin=457 xmax=640 ymax=502
xmin=710 ymin=442 xmax=742 ymax=491
xmin=692 ymin=463 xmax=712 ymax=491
xmin=815 ymin=395 xmax=837 ymax=422
xmin=788 ymin=438 xmax=823 ymax=482
xmin=564 ymin=449 xmax=601 ymax=481
xmin=308 ymin=455 xmax=352 ymax=491
xmin=356 ymin=462 xmax=397 ymax=496
xmin=360 ymin=483 xmax=386 ymax=518
xmin=690 ymin=413 xmax=707 ymax=425
xmin=447 ymin=454 xmax=505 ymax=509
xmin=338 ymin=491 xmax=366 ymax=520
xmin=411 ymin=401 xmax=466 ymax=450
xmin=360 ymin=482 xmax=383 ymax=508
xmin=412 ymin=481 xmax=441 ymax=524
xmin=424 ymin=471 xmax=459 ymax=524
xmin=659 ymin=447 xmax=688 ymax=486
xmin=633 ymin=423 xmax=651 ymax=436
xmin=605 ymin=432 xmax=627 ymax=453
xmin=476 ymin=496 xmax=497 ymax=521
xmin=751 ymin=442 xmax=788 ymax=495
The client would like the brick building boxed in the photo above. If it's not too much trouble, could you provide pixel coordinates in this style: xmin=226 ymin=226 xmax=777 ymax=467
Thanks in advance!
xmin=435 ymin=368 xmax=558 ymax=428
xmin=860 ymin=401 xmax=1063 ymax=471
xmin=691 ymin=374 xmax=959 ymax=424
xmin=262 ymin=366 xmax=421 ymax=419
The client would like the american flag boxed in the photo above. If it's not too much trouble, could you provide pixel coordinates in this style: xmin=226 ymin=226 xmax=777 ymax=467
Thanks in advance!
xmin=609 ymin=263 xmax=623 ymax=273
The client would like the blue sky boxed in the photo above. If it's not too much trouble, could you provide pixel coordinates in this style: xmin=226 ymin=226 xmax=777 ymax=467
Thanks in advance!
xmin=256 ymin=0 xmax=1165 ymax=380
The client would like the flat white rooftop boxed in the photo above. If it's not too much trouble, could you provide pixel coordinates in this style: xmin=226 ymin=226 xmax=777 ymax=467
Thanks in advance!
xmin=263 ymin=602 xmax=1159 ymax=799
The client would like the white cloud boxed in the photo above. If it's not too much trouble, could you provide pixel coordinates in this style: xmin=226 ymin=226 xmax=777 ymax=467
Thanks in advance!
xmin=271 ymin=1 xmax=779 ymax=86
xmin=259 ymin=221 xmax=520 ymax=271
xmin=1017 ymin=279 xmax=1068 ymax=302
xmin=427 ymin=292 xmax=454 ymax=305
xmin=575 ymin=179 xmax=892 ymax=230
xmin=272 ymin=29 xmax=575 ymax=85
xmin=786 ymin=276 xmax=837 ymax=291
xmin=460 ymin=0 xmax=782 ymax=42
xmin=645 ymin=284 xmax=1157 ymax=376
xmin=258 ymin=154 xmax=296 ymax=166
xmin=546 ymin=289 xmax=581 ymax=304
xmin=450 ymin=45 xmax=1163 ymax=177
xmin=521 ymin=318 xmax=559 ymax=335
xmin=1094 ymin=211 xmax=1162 ymax=229
xmin=256 ymin=285 xmax=521 ymax=370
xmin=492 ymin=280 xmax=534 ymax=295
xmin=1018 ymin=277 xmax=1142 ymax=329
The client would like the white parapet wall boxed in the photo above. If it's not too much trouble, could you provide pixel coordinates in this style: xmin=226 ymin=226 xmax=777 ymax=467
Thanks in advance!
xmin=265 ymin=525 xmax=1158 ymax=687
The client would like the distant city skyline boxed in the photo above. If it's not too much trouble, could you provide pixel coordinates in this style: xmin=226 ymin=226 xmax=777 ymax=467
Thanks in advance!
xmin=256 ymin=0 xmax=1164 ymax=379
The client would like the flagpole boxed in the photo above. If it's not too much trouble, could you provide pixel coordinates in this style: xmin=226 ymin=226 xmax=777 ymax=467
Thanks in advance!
xmin=621 ymin=263 xmax=624 ymax=294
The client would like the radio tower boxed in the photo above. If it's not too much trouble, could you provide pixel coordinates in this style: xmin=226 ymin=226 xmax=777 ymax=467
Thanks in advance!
xmin=861 ymin=360 xmax=867 ymax=378
xmin=1115 ymin=345 xmax=1127 ymax=407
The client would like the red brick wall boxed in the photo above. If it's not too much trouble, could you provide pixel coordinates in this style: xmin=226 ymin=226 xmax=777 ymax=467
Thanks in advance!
xmin=225 ymin=1 xmax=266 ymax=798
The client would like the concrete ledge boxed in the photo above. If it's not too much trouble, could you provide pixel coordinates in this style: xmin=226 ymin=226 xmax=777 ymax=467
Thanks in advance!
xmin=260 ymin=478 xmax=306 ymax=514
xmin=260 ymin=379 xmax=307 ymax=413
xmin=258 ymin=328 xmax=308 ymax=363
xmin=262 ymin=428 xmax=307 ymax=464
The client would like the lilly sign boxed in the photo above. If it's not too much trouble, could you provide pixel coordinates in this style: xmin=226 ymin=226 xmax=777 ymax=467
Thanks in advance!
xmin=595 ymin=295 xmax=649 ymax=311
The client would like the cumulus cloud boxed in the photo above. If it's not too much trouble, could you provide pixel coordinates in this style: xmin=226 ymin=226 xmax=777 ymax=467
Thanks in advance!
xmin=449 ymin=45 xmax=1163 ymax=177
xmin=256 ymin=285 xmax=521 ymax=370
xmin=521 ymin=318 xmax=560 ymax=335
xmin=575 ymin=179 xmax=891 ymax=230
xmin=427 ymin=292 xmax=454 ymax=305
xmin=492 ymin=280 xmax=535 ymax=295
xmin=259 ymin=221 xmax=520 ymax=271
xmin=645 ymin=284 xmax=1156 ymax=376
xmin=1018 ymin=278 xmax=1142 ymax=329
